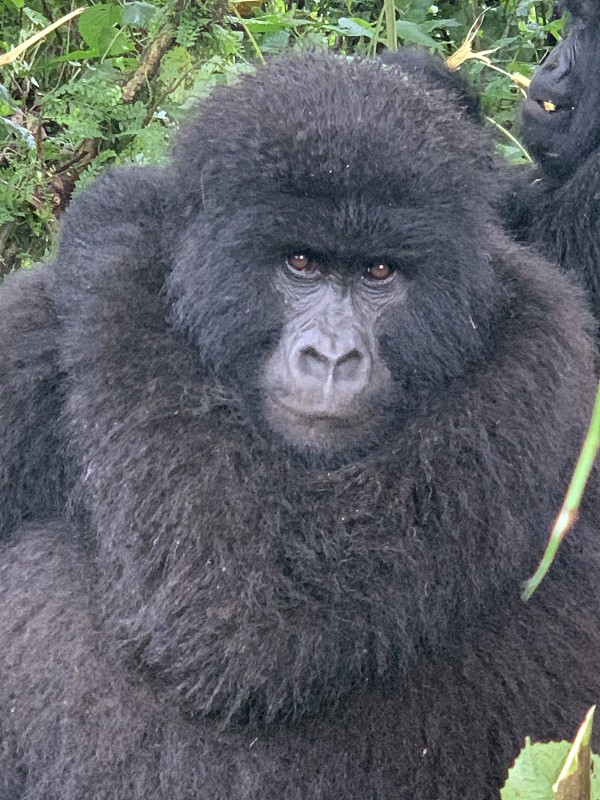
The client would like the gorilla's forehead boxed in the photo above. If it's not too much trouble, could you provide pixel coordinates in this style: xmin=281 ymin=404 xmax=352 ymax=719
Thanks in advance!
xmin=174 ymin=53 xmax=498 ymax=218
xmin=256 ymin=194 xmax=462 ymax=260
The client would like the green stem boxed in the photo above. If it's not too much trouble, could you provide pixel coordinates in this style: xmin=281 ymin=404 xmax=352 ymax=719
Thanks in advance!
xmin=522 ymin=381 xmax=600 ymax=601
xmin=484 ymin=116 xmax=532 ymax=163
xmin=383 ymin=0 xmax=397 ymax=52
xmin=232 ymin=6 xmax=265 ymax=65
xmin=369 ymin=7 xmax=385 ymax=57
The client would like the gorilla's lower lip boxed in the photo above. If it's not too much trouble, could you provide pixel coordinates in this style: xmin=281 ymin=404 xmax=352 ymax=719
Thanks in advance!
xmin=269 ymin=399 xmax=363 ymax=426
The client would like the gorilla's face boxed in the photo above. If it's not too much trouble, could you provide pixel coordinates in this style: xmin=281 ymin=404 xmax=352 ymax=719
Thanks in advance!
xmin=170 ymin=196 xmax=498 ymax=460
xmin=521 ymin=0 xmax=600 ymax=179
xmin=260 ymin=254 xmax=403 ymax=453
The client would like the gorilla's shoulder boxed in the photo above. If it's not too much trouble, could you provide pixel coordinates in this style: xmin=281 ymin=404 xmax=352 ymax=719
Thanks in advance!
xmin=49 ymin=165 xmax=176 ymax=319
xmin=55 ymin=165 xmax=172 ymax=273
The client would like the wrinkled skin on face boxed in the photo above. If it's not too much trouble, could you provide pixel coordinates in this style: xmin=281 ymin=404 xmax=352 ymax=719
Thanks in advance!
xmin=261 ymin=260 xmax=401 ymax=453
xmin=521 ymin=0 xmax=600 ymax=179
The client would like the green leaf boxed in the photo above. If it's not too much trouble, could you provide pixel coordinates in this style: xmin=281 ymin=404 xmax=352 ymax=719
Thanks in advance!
xmin=40 ymin=50 xmax=102 ymax=68
xmin=235 ymin=17 xmax=291 ymax=33
xmin=395 ymin=21 xmax=440 ymax=49
xmin=419 ymin=19 xmax=461 ymax=32
xmin=159 ymin=46 xmax=193 ymax=85
xmin=23 ymin=7 xmax=49 ymax=25
xmin=337 ymin=17 xmax=374 ymax=38
xmin=0 ymin=83 xmax=19 ymax=112
xmin=122 ymin=1 xmax=157 ymax=28
xmin=259 ymin=30 xmax=290 ymax=54
xmin=501 ymin=727 xmax=600 ymax=800
xmin=502 ymin=738 xmax=571 ymax=800
xmin=1 ymin=117 xmax=35 ymax=148
xmin=78 ymin=5 xmax=132 ymax=56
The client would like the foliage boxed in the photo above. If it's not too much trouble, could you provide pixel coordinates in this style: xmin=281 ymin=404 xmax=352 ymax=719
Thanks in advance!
xmin=502 ymin=708 xmax=600 ymax=800
xmin=0 ymin=0 xmax=565 ymax=268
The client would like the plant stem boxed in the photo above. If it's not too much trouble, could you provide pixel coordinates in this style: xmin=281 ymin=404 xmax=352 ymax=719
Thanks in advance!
xmin=522 ymin=381 xmax=600 ymax=601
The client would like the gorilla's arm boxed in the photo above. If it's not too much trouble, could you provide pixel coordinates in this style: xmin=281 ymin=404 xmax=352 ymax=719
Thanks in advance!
xmin=0 ymin=269 xmax=65 ymax=536
xmin=0 ymin=165 xmax=171 ymax=541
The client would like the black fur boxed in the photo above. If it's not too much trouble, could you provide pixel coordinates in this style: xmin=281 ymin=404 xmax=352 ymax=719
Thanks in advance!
xmin=381 ymin=47 xmax=482 ymax=120
xmin=504 ymin=0 xmax=600 ymax=324
xmin=0 ymin=53 xmax=599 ymax=800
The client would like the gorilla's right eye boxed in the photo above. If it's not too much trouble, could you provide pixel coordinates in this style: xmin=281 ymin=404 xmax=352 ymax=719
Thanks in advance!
xmin=365 ymin=262 xmax=394 ymax=282
xmin=287 ymin=254 xmax=321 ymax=275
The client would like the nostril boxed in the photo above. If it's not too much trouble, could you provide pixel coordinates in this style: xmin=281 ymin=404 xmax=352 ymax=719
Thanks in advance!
xmin=296 ymin=343 xmax=368 ymax=384
xmin=337 ymin=348 xmax=362 ymax=367
xmin=335 ymin=348 xmax=364 ymax=381
xmin=297 ymin=345 xmax=331 ymax=380
xmin=301 ymin=346 xmax=329 ymax=365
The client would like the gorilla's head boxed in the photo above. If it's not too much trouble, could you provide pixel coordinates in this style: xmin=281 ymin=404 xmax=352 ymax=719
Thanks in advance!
xmin=167 ymin=55 xmax=502 ymax=461
xmin=521 ymin=0 xmax=600 ymax=179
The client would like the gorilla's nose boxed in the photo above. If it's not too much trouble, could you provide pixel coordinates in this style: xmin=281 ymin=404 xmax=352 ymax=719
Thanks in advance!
xmin=293 ymin=332 xmax=371 ymax=401
xmin=299 ymin=344 xmax=363 ymax=381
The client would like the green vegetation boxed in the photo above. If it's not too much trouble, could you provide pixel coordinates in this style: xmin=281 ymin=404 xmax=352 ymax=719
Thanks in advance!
xmin=502 ymin=708 xmax=600 ymax=800
xmin=0 ymin=0 xmax=566 ymax=269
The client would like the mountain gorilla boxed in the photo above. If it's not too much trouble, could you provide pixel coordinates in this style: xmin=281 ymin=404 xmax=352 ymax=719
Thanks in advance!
xmin=506 ymin=0 xmax=600 ymax=323
xmin=0 ymin=52 xmax=600 ymax=800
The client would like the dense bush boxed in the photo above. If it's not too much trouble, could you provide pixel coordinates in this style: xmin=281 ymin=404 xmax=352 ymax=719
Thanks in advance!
xmin=0 ymin=0 xmax=564 ymax=269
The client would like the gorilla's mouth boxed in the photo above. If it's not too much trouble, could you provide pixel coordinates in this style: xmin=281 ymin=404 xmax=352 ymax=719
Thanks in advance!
xmin=271 ymin=398 xmax=364 ymax=424
xmin=523 ymin=96 xmax=574 ymax=119
xmin=263 ymin=396 xmax=376 ymax=452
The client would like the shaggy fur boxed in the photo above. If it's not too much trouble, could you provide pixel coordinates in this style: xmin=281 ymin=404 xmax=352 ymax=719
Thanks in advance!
xmin=0 ymin=53 xmax=599 ymax=800
xmin=505 ymin=0 xmax=600 ymax=325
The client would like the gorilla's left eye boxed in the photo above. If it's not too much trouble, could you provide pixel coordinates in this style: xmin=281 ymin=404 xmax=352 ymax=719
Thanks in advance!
xmin=364 ymin=262 xmax=394 ymax=282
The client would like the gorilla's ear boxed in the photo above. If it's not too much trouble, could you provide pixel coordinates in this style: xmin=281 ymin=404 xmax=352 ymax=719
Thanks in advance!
xmin=564 ymin=0 xmax=600 ymax=23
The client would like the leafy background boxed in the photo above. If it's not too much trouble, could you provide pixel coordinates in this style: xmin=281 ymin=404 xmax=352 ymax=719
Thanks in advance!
xmin=0 ymin=0 xmax=562 ymax=270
